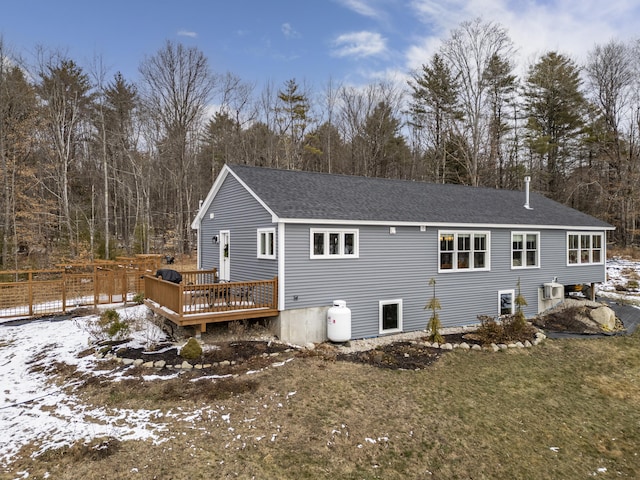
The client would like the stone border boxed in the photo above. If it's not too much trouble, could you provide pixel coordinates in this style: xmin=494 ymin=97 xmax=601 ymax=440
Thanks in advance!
xmin=419 ymin=331 xmax=547 ymax=352
xmin=95 ymin=331 xmax=548 ymax=370
xmin=94 ymin=348 xmax=294 ymax=371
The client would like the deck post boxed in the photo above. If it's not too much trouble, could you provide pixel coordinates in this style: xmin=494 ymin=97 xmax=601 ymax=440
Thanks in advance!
xmin=28 ymin=272 xmax=33 ymax=316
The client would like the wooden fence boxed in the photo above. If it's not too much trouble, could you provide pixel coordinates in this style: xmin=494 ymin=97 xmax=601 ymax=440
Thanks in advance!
xmin=0 ymin=256 xmax=163 ymax=319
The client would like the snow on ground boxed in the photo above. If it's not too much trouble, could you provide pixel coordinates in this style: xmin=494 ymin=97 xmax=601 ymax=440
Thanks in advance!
xmin=1 ymin=260 xmax=640 ymax=467
xmin=0 ymin=305 xmax=174 ymax=464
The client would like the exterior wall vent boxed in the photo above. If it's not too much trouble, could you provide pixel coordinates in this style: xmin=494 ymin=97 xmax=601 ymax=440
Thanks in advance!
xmin=524 ymin=176 xmax=533 ymax=210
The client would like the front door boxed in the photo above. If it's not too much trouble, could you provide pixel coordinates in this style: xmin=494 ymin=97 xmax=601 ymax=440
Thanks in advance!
xmin=219 ymin=230 xmax=230 ymax=281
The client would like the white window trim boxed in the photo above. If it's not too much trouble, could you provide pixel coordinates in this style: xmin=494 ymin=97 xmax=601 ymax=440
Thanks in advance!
xmin=511 ymin=231 xmax=540 ymax=269
xmin=498 ymin=289 xmax=515 ymax=317
xmin=438 ymin=230 xmax=491 ymax=273
xmin=310 ymin=228 xmax=359 ymax=259
xmin=566 ymin=232 xmax=605 ymax=266
xmin=257 ymin=228 xmax=276 ymax=259
xmin=379 ymin=299 xmax=403 ymax=334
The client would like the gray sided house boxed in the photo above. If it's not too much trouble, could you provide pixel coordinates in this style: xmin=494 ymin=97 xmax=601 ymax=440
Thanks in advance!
xmin=192 ymin=164 xmax=614 ymax=344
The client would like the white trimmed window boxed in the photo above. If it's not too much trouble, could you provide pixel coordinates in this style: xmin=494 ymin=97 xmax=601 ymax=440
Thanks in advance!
xmin=438 ymin=231 xmax=490 ymax=272
xmin=310 ymin=229 xmax=358 ymax=258
xmin=498 ymin=289 xmax=515 ymax=316
xmin=257 ymin=228 xmax=275 ymax=259
xmin=379 ymin=299 xmax=403 ymax=334
xmin=512 ymin=232 xmax=540 ymax=268
xmin=567 ymin=232 xmax=604 ymax=265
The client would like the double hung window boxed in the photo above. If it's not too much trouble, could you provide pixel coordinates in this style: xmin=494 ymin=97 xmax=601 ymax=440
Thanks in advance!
xmin=439 ymin=231 xmax=489 ymax=272
xmin=568 ymin=233 xmax=603 ymax=265
xmin=512 ymin=232 xmax=539 ymax=268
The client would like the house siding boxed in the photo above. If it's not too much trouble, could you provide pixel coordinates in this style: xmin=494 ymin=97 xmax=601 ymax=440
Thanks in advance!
xmin=199 ymin=175 xmax=278 ymax=281
xmin=283 ymin=224 xmax=607 ymax=339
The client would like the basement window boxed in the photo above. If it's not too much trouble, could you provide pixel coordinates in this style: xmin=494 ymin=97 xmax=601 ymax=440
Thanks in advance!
xmin=567 ymin=233 xmax=604 ymax=265
xmin=379 ymin=299 xmax=403 ymax=334
xmin=498 ymin=289 xmax=515 ymax=316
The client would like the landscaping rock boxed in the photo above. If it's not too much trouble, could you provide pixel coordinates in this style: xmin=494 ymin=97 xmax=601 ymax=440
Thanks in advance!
xmin=590 ymin=306 xmax=617 ymax=331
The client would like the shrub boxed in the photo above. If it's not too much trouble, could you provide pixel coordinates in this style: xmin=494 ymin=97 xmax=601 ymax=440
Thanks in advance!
xmin=101 ymin=309 xmax=130 ymax=339
xmin=87 ymin=308 xmax=130 ymax=342
xmin=180 ymin=337 xmax=203 ymax=360
xmin=475 ymin=314 xmax=536 ymax=344
xmin=425 ymin=278 xmax=444 ymax=343
xmin=132 ymin=292 xmax=145 ymax=305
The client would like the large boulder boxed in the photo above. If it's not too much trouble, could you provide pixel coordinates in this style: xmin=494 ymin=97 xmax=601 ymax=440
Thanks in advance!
xmin=534 ymin=299 xmax=619 ymax=333
xmin=589 ymin=306 xmax=617 ymax=331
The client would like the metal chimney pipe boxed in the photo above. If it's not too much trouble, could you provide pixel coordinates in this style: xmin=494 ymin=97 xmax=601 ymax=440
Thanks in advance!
xmin=524 ymin=176 xmax=532 ymax=210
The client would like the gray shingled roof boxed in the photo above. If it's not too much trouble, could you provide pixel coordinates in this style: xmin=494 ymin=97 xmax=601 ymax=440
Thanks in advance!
xmin=229 ymin=164 xmax=613 ymax=228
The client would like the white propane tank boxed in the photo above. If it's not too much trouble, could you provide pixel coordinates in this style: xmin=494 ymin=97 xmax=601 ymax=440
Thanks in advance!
xmin=327 ymin=300 xmax=351 ymax=342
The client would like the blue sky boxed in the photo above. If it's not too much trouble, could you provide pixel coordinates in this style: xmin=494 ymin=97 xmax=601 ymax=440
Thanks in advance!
xmin=3 ymin=0 xmax=639 ymax=90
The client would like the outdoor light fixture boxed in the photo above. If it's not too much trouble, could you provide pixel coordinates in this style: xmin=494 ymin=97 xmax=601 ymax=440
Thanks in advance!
xmin=212 ymin=235 xmax=219 ymax=244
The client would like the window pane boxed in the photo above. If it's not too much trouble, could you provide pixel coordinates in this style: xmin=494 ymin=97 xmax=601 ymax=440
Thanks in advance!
xmin=592 ymin=235 xmax=602 ymax=248
xmin=382 ymin=303 xmax=399 ymax=330
xmin=569 ymin=249 xmax=578 ymax=264
xmin=593 ymin=249 xmax=601 ymax=263
xmin=475 ymin=234 xmax=486 ymax=251
xmin=569 ymin=235 xmax=579 ymax=249
xmin=440 ymin=252 xmax=453 ymax=269
xmin=474 ymin=252 xmax=485 ymax=268
xmin=512 ymin=234 xmax=523 ymax=250
xmin=267 ymin=232 xmax=274 ymax=255
xmin=329 ymin=233 xmax=340 ymax=254
xmin=512 ymin=251 xmax=522 ymax=266
xmin=458 ymin=234 xmax=470 ymax=251
xmin=440 ymin=234 xmax=454 ymax=251
xmin=526 ymin=250 xmax=537 ymax=266
xmin=581 ymin=235 xmax=591 ymax=249
xmin=526 ymin=234 xmax=537 ymax=250
xmin=344 ymin=233 xmax=354 ymax=255
xmin=581 ymin=249 xmax=590 ymax=263
xmin=313 ymin=232 xmax=324 ymax=255
xmin=260 ymin=233 xmax=266 ymax=255
xmin=458 ymin=252 xmax=470 ymax=269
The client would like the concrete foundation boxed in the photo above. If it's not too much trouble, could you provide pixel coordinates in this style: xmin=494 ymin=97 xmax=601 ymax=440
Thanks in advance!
xmin=273 ymin=306 xmax=330 ymax=345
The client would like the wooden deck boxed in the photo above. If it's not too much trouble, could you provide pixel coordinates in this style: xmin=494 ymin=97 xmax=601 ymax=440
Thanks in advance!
xmin=144 ymin=271 xmax=279 ymax=334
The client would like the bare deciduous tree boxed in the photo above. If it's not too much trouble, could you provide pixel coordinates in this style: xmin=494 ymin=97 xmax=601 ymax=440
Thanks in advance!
xmin=139 ymin=40 xmax=216 ymax=254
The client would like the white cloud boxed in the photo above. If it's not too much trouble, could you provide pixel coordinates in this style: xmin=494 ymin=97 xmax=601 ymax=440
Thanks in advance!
xmin=177 ymin=30 xmax=197 ymax=38
xmin=281 ymin=22 xmax=300 ymax=39
xmin=331 ymin=31 xmax=387 ymax=58
xmin=405 ymin=0 xmax=640 ymax=80
xmin=335 ymin=0 xmax=383 ymax=19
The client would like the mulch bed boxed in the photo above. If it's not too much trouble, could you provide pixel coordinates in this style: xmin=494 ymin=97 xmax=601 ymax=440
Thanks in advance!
xmin=103 ymin=329 xmax=536 ymax=374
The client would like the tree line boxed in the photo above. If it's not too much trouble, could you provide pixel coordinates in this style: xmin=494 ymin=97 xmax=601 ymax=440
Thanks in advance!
xmin=1 ymin=18 xmax=639 ymax=268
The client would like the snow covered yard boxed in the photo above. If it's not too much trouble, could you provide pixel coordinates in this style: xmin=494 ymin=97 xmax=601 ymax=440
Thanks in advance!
xmin=0 ymin=305 xmax=296 ymax=474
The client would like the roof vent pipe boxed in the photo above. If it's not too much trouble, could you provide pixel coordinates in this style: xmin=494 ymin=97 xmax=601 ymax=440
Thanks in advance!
xmin=524 ymin=176 xmax=533 ymax=210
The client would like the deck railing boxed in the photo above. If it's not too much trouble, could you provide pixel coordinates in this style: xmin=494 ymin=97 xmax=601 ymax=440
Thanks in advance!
xmin=144 ymin=273 xmax=278 ymax=324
